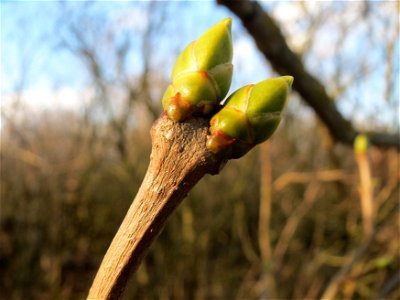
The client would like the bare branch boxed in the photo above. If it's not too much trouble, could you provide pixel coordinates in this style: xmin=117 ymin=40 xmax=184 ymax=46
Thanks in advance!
xmin=88 ymin=114 xmax=226 ymax=299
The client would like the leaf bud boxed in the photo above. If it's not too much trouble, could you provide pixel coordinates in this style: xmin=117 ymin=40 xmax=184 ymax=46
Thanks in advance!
xmin=207 ymin=76 xmax=293 ymax=158
xmin=354 ymin=134 xmax=369 ymax=155
xmin=162 ymin=18 xmax=233 ymax=121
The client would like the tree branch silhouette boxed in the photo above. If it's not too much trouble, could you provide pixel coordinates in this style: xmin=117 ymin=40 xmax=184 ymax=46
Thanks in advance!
xmin=218 ymin=0 xmax=399 ymax=149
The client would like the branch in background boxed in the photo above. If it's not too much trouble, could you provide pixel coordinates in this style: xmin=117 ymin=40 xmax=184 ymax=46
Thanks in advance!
xmin=354 ymin=135 xmax=375 ymax=239
xmin=273 ymin=169 xmax=356 ymax=190
xmin=320 ymin=136 xmax=376 ymax=299
xmin=320 ymin=235 xmax=374 ymax=300
xmin=273 ymin=182 xmax=320 ymax=268
xmin=218 ymin=0 xmax=399 ymax=149
xmin=257 ymin=142 xmax=277 ymax=299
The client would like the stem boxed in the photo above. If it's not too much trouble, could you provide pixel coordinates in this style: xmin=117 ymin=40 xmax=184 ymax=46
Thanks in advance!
xmin=355 ymin=152 xmax=374 ymax=239
xmin=88 ymin=114 xmax=225 ymax=299
xmin=258 ymin=142 xmax=277 ymax=299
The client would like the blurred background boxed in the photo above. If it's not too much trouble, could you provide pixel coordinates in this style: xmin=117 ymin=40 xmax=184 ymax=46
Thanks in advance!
xmin=1 ymin=1 xmax=399 ymax=299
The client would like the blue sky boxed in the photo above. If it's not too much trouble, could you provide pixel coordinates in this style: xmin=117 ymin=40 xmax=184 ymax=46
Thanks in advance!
xmin=1 ymin=1 xmax=399 ymax=130
xmin=1 ymin=1 xmax=267 ymax=96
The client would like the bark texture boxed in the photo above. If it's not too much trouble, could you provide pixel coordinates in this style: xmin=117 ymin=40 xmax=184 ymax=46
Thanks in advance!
xmin=88 ymin=114 xmax=225 ymax=299
xmin=218 ymin=0 xmax=399 ymax=149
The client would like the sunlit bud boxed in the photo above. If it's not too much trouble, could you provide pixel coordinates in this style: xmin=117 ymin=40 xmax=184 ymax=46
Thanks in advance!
xmin=162 ymin=18 xmax=233 ymax=121
xmin=207 ymin=76 xmax=293 ymax=158
xmin=354 ymin=134 xmax=369 ymax=154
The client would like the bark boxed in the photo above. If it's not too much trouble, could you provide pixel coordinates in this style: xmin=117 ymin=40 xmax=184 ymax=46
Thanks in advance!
xmin=88 ymin=114 xmax=226 ymax=299
xmin=218 ymin=0 xmax=399 ymax=149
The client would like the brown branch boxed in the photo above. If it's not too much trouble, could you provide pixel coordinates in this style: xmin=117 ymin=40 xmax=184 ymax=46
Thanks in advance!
xmin=87 ymin=114 xmax=226 ymax=299
xmin=218 ymin=0 xmax=399 ymax=149
xmin=273 ymin=169 xmax=356 ymax=190
xmin=355 ymin=151 xmax=375 ymax=239
xmin=257 ymin=142 xmax=277 ymax=299
xmin=320 ymin=235 xmax=374 ymax=300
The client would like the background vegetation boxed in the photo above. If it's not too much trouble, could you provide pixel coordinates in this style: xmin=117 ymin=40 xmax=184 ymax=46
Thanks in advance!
xmin=1 ymin=1 xmax=399 ymax=299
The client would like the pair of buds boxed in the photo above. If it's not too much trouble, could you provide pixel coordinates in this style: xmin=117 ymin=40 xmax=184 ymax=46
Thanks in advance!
xmin=162 ymin=18 xmax=293 ymax=159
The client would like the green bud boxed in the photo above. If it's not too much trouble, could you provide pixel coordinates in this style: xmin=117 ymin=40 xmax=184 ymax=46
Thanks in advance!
xmin=163 ymin=18 xmax=233 ymax=121
xmin=207 ymin=76 xmax=293 ymax=158
xmin=354 ymin=134 xmax=369 ymax=154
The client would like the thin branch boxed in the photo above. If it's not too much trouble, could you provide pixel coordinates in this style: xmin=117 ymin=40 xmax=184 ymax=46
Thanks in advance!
xmin=272 ymin=181 xmax=320 ymax=268
xmin=355 ymin=150 xmax=375 ymax=239
xmin=378 ymin=270 xmax=400 ymax=299
xmin=320 ymin=235 xmax=373 ymax=300
xmin=258 ymin=142 xmax=272 ymax=263
xmin=273 ymin=169 xmax=356 ymax=190
xmin=217 ymin=0 xmax=399 ymax=149
xmin=257 ymin=142 xmax=277 ymax=299
xmin=87 ymin=114 xmax=226 ymax=299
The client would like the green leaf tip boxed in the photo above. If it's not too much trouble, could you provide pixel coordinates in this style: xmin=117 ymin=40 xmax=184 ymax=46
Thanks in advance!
xmin=281 ymin=75 xmax=294 ymax=87
xmin=207 ymin=76 xmax=294 ymax=158
xmin=162 ymin=18 xmax=233 ymax=122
